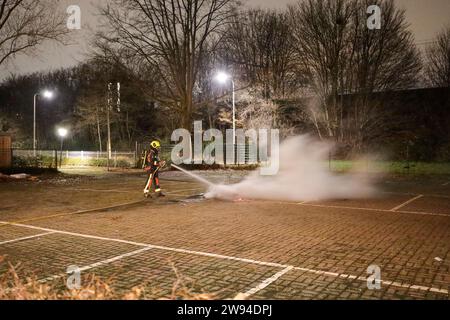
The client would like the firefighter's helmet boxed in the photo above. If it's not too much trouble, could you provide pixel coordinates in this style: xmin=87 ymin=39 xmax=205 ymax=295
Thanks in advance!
xmin=150 ymin=140 xmax=161 ymax=150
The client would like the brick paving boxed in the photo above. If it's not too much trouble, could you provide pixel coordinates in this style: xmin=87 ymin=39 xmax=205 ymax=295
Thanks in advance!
xmin=0 ymin=225 xmax=43 ymax=242
xmin=402 ymin=195 xmax=450 ymax=215
xmin=252 ymin=269 xmax=448 ymax=300
xmin=312 ymin=194 xmax=415 ymax=210
xmin=0 ymin=174 xmax=449 ymax=300
xmin=51 ymin=250 xmax=281 ymax=300
xmin=0 ymin=233 xmax=139 ymax=279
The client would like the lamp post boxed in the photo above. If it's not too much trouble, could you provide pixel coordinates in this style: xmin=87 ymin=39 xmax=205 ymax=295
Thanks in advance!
xmin=106 ymin=82 xmax=120 ymax=172
xmin=33 ymin=90 xmax=54 ymax=156
xmin=214 ymin=72 xmax=236 ymax=145
xmin=57 ymin=127 xmax=68 ymax=168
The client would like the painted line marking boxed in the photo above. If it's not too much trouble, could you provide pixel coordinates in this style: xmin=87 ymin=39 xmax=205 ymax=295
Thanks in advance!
xmin=0 ymin=200 xmax=147 ymax=226
xmin=0 ymin=232 xmax=55 ymax=246
xmin=442 ymin=182 xmax=449 ymax=186
xmin=303 ymin=203 xmax=447 ymax=218
xmin=260 ymin=201 xmax=449 ymax=218
xmin=292 ymin=267 xmax=449 ymax=294
xmin=383 ymin=191 xmax=450 ymax=199
xmin=390 ymin=195 xmax=424 ymax=211
xmin=0 ymin=187 xmax=205 ymax=226
xmin=240 ymin=266 xmax=294 ymax=298
xmin=0 ymin=221 xmax=287 ymax=268
xmin=1 ymin=220 xmax=447 ymax=296
xmin=39 ymin=247 xmax=152 ymax=283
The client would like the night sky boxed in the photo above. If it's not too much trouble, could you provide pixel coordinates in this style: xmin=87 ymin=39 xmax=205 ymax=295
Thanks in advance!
xmin=0 ymin=0 xmax=449 ymax=80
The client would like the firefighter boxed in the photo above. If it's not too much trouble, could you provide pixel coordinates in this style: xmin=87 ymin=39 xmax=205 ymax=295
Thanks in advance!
xmin=143 ymin=140 xmax=166 ymax=198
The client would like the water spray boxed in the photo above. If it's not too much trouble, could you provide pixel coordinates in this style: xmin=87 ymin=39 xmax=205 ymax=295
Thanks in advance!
xmin=171 ymin=164 xmax=215 ymax=187
xmin=171 ymin=136 xmax=377 ymax=202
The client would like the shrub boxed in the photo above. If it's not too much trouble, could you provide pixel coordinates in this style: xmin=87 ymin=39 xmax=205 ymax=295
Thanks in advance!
xmin=12 ymin=155 xmax=55 ymax=168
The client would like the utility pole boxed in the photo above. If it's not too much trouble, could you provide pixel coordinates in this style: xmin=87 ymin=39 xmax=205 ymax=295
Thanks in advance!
xmin=33 ymin=94 xmax=37 ymax=157
xmin=106 ymin=82 xmax=120 ymax=172
xmin=32 ymin=90 xmax=54 ymax=157
xmin=107 ymin=83 xmax=112 ymax=171
xmin=231 ymin=79 xmax=236 ymax=145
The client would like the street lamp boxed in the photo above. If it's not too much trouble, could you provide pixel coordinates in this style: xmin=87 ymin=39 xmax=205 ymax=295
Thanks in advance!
xmin=43 ymin=90 xmax=53 ymax=99
xmin=33 ymin=90 xmax=54 ymax=156
xmin=57 ymin=127 xmax=68 ymax=168
xmin=215 ymin=72 xmax=230 ymax=85
xmin=214 ymin=72 xmax=236 ymax=145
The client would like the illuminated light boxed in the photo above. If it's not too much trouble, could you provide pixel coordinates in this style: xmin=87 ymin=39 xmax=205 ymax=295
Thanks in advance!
xmin=58 ymin=128 xmax=68 ymax=138
xmin=214 ymin=72 xmax=230 ymax=84
xmin=43 ymin=90 xmax=54 ymax=99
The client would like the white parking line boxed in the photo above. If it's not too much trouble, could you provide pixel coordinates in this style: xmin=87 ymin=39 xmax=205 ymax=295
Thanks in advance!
xmin=384 ymin=191 xmax=450 ymax=199
xmin=0 ymin=232 xmax=55 ymax=246
xmin=0 ymin=220 xmax=447 ymax=296
xmin=4 ymin=187 xmax=206 ymax=225
xmin=264 ymin=200 xmax=449 ymax=218
xmin=292 ymin=265 xmax=449 ymax=295
xmin=390 ymin=195 xmax=424 ymax=211
xmin=293 ymin=266 xmax=449 ymax=295
xmin=240 ymin=266 xmax=294 ymax=299
xmin=39 ymin=247 xmax=152 ymax=283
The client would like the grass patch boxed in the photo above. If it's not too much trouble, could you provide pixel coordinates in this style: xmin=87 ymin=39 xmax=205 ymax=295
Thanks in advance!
xmin=61 ymin=157 xmax=134 ymax=168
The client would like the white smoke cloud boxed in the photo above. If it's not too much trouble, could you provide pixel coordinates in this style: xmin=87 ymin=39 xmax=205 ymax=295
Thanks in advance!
xmin=204 ymin=135 xmax=378 ymax=202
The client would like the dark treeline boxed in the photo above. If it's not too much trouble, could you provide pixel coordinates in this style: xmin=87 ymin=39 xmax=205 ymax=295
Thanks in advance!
xmin=0 ymin=62 xmax=159 ymax=150
xmin=0 ymin=0 xmax=449 ymax=160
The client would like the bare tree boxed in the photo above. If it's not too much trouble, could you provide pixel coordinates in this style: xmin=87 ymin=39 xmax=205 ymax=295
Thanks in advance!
xmin=0 ymin=0 xmax=67 ymax=66
xmin=237 ymin=87 xmax=297 ymax=138
xmin=289 ymin=0 xmax=355 ymax=140
xmin=289 ymin=0 xmax=421 ymax=151
xmin=98 ymin=0 xmax=238 ymax=130
xmin=426 ymin=26 xmax=450 ymax=88
xmin=221 ymin=9 xmax=304 ymax=100
xmin=343 ymin=0 xmax=421 ymax=151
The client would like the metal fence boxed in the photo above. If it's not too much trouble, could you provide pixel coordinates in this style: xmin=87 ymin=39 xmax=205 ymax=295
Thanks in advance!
xmin=12 ymin=149 xmax=137 ymax=168
xmin=137 ymin=143 xmax=262 ymax=166
xmin=10 ymin=144 xmax=264 ymax=169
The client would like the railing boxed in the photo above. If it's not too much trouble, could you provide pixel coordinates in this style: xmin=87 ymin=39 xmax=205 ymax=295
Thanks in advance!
xmin=12 ymin=149 xmax=137 ymax=168
xmin=10 ymin=144 xmax=265 ymax=169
